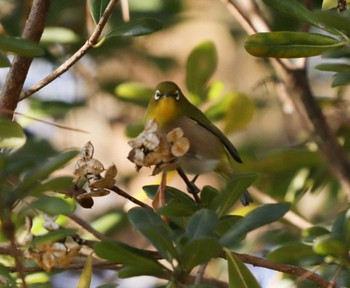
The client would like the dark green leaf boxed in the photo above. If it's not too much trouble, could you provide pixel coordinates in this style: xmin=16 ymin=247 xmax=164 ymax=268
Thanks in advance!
xmin=94 ymin=240 xmax=166 ymax=277
xmin=220 ymin=203 xmax=291 ymax=247
xmin=332 ymin=72 xmax=350 ymax=87
xmin=0 ymin=263 xmax=16 ymax=287
xmin=213 ymin=173 xmax=258 ymax=216
xmin=200 ymin=186 xmax=220 ymax=209
xmin=225 ymin=249 xmax=261 ymax=288
xmin=262 ymin=0 xmax=319 ymax=27
xmin=32 ymin=229 xmax=76 ymax=245
xmin=215 ymin=215 xmax=243 ymax=237
xmin=186 ymin=209 xmax=218 ymax=240
xmin=28 ymin=176 xmax=74 ymax=196
xmin=100 ymin=18 xmax=163 ymax=45
xmin=88 ymin=0 xmax=109 ymax=25
xmin=302 ymin=226 xmax=330 ymax=244
xmin=128 ymin=207 xmax=177 ymax=261
xmin=20 ymin=150 xmax=78 ymax=195
xmin=180 ymin=238 xmax=222 ymax=273
xmin=315 ymin=63 xmax=350 ymax=73
xmin=186 ymin=41 xmax=217 ymax=99
xmin=268 ymin=243 xmax=323 ymax=265
xmin=314 ymin=10 xmax=350 ymax=36
xmin=0 ymin=35 xmax=44 ymax=57
xmin=245 ymin=32 xmax=345 ymax=58
xmin=28 ymin=195 xmax=73 ymax=215
xmin=114 ymin=82 xmax=152 ymax=107
xmin=0 ymin=52 xmax=11 ymax=67
xmin=29 ymin=99 xmax=85 ymax=118
xmin=143 ymin=185 xmax=194 ymax=204
xmin=0 ymin=119 xmax=26 ymax=148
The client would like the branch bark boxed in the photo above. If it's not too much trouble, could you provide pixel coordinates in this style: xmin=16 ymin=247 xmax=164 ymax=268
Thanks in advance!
xmin=19 ymin=0 xmax=120 ymax=101
xmin=0 ymin=0 xmax=51 ymax=119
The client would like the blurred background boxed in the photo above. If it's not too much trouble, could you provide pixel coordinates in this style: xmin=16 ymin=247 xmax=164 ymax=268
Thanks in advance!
xmin=1 ymin=0 xmax=348 ymax=286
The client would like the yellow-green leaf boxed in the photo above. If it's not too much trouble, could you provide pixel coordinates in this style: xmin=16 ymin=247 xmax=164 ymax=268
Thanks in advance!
xmin=224 ymin=92 xmax=255 ymax=133
xmin=245 ymin=32 xmax=345 ymax=58
xmin=0 ymin=119 xmax=26 ymax=148
xmin=77 ymin=255 xmax=93 ymax=288
xmin=114 ymin=82 xmax=152 ymax=107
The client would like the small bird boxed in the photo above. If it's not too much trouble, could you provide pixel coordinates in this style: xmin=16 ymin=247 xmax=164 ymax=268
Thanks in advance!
xmin=146 ymin=81 xmax=252 ymax=206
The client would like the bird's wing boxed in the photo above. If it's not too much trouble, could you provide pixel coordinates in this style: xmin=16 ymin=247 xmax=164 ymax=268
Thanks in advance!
xmin=187 ymin=105 xmax=243 ymax=164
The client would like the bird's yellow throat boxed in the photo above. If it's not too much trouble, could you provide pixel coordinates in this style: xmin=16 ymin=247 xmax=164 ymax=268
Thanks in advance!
xmin=149 ymin=97 xmax=181 ymax=128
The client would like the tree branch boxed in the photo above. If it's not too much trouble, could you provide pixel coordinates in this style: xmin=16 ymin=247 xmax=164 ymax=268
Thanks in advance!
xmin=19 ymin=0 xmax=120 ymax=101
xmin=0 ymin=0 xmax=51 ymax=118
xmin=221 ymin=0 xmax=350 ymax=198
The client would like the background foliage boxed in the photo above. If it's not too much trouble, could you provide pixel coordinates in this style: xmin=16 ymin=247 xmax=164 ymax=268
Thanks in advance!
xmin=1 ymin=0 xmax=350 ymax=287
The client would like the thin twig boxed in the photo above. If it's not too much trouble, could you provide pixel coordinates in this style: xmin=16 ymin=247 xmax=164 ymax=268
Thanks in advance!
xmin=20 ymin=0 xmax=120 ymax=101
xmin=233 ymin=252 xmax=336 ymax=288
xmin=68 ymin=214 xmax=106 ymax=240
xmin=110 ymin=185 xmax=152 ymax=209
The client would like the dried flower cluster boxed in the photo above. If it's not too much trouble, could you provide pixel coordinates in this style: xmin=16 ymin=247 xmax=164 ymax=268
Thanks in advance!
xmin=25 ymin=215 xmax=81 ymax=272
xmin=128 ymin=119 xmax=190 ymax=175
xmin=70 ymin=141 xmax=117 ymax=208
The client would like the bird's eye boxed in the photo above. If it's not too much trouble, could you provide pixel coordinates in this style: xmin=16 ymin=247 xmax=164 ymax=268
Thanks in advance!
xmin=154 ymin=90 xmax=161 ymax=100
xmin=175 ymin=90 xmax=180 ymax=100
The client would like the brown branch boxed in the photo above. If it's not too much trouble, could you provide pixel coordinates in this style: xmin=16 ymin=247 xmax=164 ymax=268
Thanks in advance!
xmin=19 ymin=0 xmax=120 ymax=101
xmin=0 ymin=0 xmax=51 ymax=119
xmin=234 ymin=252 xmax=336 ymax=288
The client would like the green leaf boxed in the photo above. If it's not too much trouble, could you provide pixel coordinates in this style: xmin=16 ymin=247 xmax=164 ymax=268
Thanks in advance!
xmin=29 ymin=99 xmax=85 ymax=119
xmin=322 ymin=0 xmax=337 ymax=10
xmin=186 ymin=41 xmax=217 ymax=100
xmin=200 ymin=186 xmax=220 ymax=209
xmin=315 ymin=63 xmax=350 ymax=73
xmin=0 ymin=119 xmax=26 ymax=148
xmin=41 ymin=27 xmax=80 ymax=45
xmin=0 ymin=52 xmax=11 ymax=67
xmin=220 ymin=203 xmax=291 ymax=247
xmin=91 ymin=209 xmax=126 ymax=235
xmin=142 ymin=185 xmax=194 ymax=204
xmin=245 ymin=32 xmax=345 ymax=58
xmin=302 ymin=226 xmax=330 ymax=244
xmin=224 ymin=92 xmax=255 ymax=133
xmin=20 ymin=150 xmax=78 ymax=195
xmin=28 ymin=176 xmax=74 ymax=196
xmin=268 ymin=243 xmax=323 ymax=265
xmin=313 ymin=234 xmax=348 ymax=257
xmin=186 ymin=209 xmax=218 ymax=240
xmin=114 ymin=82 xmax=152 ymax=107
xmin=225 ymin=249 xmax=261 ymax=288
xmin=0 ymin=263 xmax=16 ymax=287
xmin=180 ymin=238 xmax=222 ymax=273
xmin=314 ymin=10 xmax=350 ymax=36
xmin=215 ymin=215 xmax=243 ymax=237
xmin=332 ymin=72 xmax=350 ymax=87
xmin=99 ymin=18 xmax=163 ymax=45
xmin=0 ymin=35 xmax=44 ymax=57
xmin=213 ymin=173 xmax=258 ymax=217
xmin=128 ymin=207 xmax=177 ymax=261
xmin=88 ymin=0 xmax=110 ymax=25
xmin=262 ymin=0 xmax=319 ymax=27
xmin=32 ymin=228 xmax=76 ymax=245
xmin=94 ymin=240 xmax=166 ymax=277
xmin=28 ymin=195 xmax=73 ymax=215
xmin=77 ymin=255 xmax=93 ymax=288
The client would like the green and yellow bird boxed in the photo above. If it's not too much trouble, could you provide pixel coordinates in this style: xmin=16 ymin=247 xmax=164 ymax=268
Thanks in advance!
xmin=146 ymin=81 xmax=252 ymax=206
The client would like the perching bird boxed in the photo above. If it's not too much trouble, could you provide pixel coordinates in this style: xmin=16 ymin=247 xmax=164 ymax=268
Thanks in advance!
xmin=146 ymin=81 xmax=252 ymax=206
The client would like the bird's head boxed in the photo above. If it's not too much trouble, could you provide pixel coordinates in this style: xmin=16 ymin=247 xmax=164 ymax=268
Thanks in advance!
xmin=146 ymin=81 xmax=186 ymax=128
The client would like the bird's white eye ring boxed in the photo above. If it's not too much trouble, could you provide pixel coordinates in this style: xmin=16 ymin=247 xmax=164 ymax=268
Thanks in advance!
xmin=175 ymin=90 xmax=180 ymax=100
xmin=154 ymin=90 xmax=161 ymax=100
